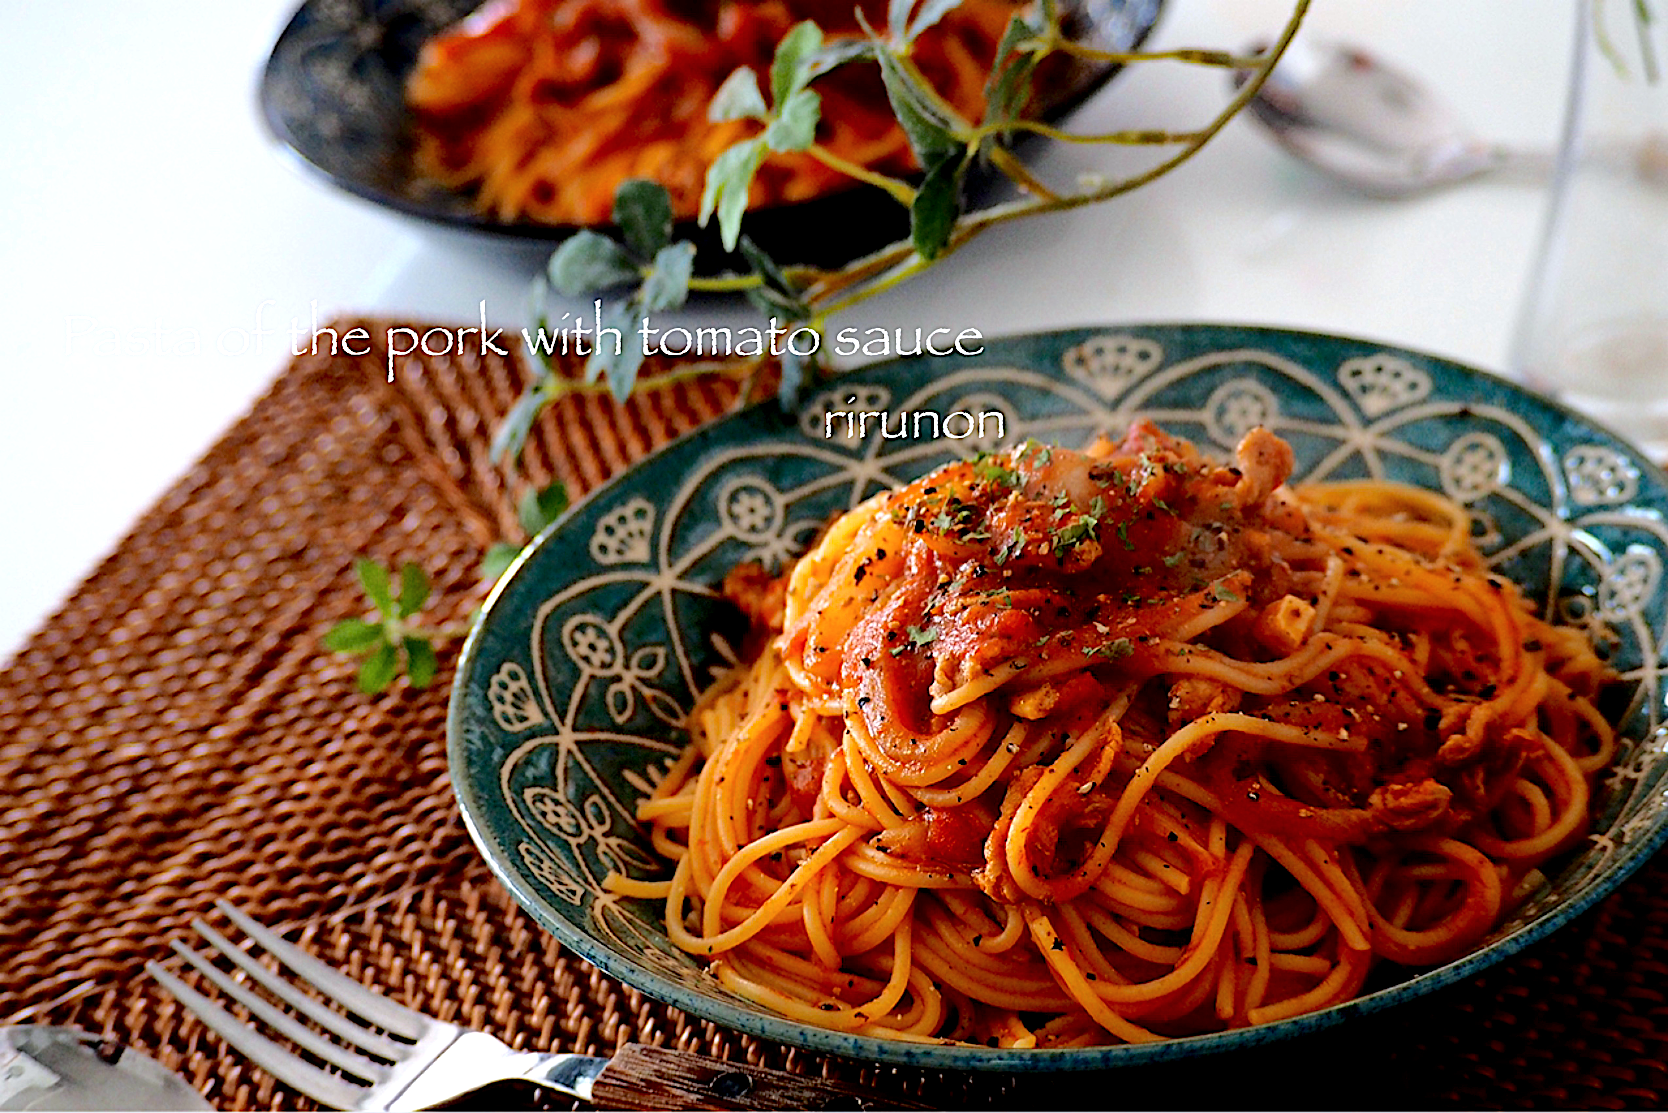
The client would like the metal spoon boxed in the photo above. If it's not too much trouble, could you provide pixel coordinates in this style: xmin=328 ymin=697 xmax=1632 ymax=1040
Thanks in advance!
xmin=0 ymin=1027 xmax=210 ymax=1112
xmin=1235 ymin=37 xmax=1551 ymax=197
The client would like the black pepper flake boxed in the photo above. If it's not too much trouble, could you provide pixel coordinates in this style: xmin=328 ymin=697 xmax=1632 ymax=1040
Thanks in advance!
xmin=1050 ymin=937 xmax=1065 ymax=951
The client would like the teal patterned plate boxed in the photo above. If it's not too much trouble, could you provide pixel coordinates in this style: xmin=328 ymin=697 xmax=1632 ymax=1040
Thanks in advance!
xmin=447 ymin=324 xmax=1668 ymax=1070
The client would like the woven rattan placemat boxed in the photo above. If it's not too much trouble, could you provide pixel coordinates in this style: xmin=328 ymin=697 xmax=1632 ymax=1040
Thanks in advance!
xmin=4 ymin=325 xmax=1668 ymax=1110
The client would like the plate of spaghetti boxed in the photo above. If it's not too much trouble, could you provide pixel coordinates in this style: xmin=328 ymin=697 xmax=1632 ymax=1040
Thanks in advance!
xmin=258 ymin=0 xmax=1161 ymax=262
xmin=448 ymin=324 xmax=1668 ymax=1069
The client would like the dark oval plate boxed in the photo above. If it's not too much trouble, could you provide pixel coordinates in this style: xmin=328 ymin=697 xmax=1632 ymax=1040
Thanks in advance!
xmin=258 ymin=0 xmax=1165 ymax=266
xmin=448 ymin=323 xmax=1668 ymax=1071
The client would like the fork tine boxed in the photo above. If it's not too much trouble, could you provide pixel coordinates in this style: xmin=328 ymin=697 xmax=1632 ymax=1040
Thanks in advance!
xmin=189 ymin=920 xmax=409 ymax=1062
xmin=215 ymin=902 xmax=429 ymax=1040
xmin=170 ymin=939 xmax=389 ymax=1082
xmin=147 ymin=961 xmax=368 ymax=1111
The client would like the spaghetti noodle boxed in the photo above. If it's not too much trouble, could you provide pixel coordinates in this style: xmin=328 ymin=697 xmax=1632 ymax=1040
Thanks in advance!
xmin=406 ymin=0 xmax=1022 ymax=226
xmin=614 ymin=422 xmax=1617 ymax=1047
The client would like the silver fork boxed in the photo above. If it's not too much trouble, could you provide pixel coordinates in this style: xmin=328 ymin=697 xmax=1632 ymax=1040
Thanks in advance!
xmin=147 ymin=902 xmax=904 ymax=1111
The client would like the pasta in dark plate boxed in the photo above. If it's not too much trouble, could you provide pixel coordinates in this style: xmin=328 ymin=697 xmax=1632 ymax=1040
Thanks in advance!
xmin=610 ymin=422 xmax=1617 ymax=1048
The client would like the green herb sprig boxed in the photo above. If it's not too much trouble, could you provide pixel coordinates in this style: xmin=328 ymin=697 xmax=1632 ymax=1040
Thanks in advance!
xmin=326 ymin=0 xmax=1311 ymax=692
xmin=323 ymin=560 xmax=465 ymax=693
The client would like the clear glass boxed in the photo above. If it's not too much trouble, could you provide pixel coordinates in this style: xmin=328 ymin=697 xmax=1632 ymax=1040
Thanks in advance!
xmin=1512 ymin=0 xmax=1668 ymax=457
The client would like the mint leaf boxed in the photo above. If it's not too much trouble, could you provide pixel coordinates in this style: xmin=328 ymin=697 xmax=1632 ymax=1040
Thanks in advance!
xmin=397 ymin=562 xmax=430 ymax=618
xmin=739 ymin=235 xmax=810 ymax=318
xmin=710 ymin=66 xmax=769 ymax=122
xmin=906 ymin=0 xmax=963 ymax=43
xmin=547 ymin=230 xmax=639 ymax=296
xmin=875 ymin=48 xmax=961 ymax=168
xmin=358 ymin=642 xmax=399 ymax=694
xmin=779 ymin=345 xmax=816 ymax=411
xmin=764 ymin=87 xmax=821 ymax=152
xmin=355 ymin=559 xmax=394 ymax=615
xmin=481 ymin=541 xmax=522 ymax=583
xmin=910 ymin=152 xmax=963 ymax=260
xmin=699 ymin=136 xmax=767 ymax=252
xmin=804 ymin=38 xmax=875 ymax=80
xmin=738 ymin=234 xmax=794 ymax=295
xmin=640 ymin=242 xmax=696 ymax=312
xmin=491 ymin=388 xmax=544 ymax=462
xmin=518 ymin=480 xmax=571 ymax=537
xmin=770 ymin=20 xmax=824 ymax=106
xmin=587 ymin=298 xmax=648 ymax=400
xmin=611 ymin=179 xmax=673 ymax=258
xmin=404 ymin=637 xmax=438 ymax=689
xmin=323 ymin=618 xmax=383 ymax=654
xmin=984 ymin=13 xmax=1040 ymax=125
xmin=887 ymin=0 xmax=914 ymax=42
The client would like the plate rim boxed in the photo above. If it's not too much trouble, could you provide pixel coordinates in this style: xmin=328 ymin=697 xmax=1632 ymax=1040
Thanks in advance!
xmin=447 ymin=320 xmax=1668 ymax=1070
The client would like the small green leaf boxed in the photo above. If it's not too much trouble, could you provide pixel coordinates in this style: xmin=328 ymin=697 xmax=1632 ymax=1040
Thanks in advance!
xmin=481 ymin=541 xmax=523 ymax=583
xmin=984 ymin=13 xmax=1040 ymax=125
xmin=905 ymin=0 xmax=962 ymax=43
xmin=875 ymin=48 xmax=961 ymax=168
xmin=518 ymin=480 xmax=571 ymax=537
xmin=698 ymin=136 xmax=766 ymax=252
xmin=779 ymin=345 xmax=817 ymax=411
xmin=398 ymin=562 xmax=430 ymax=618
xmin=910 ymin=152 xmax=964 ymax=260
xmin=547 ymin=230 xmax=640 ymax=296
xmin=404 ymin=637 xmax=439 ymax=689
xmin=491 ymin=388 xmax=545 ymax=462
xmin=887 ymin=0 xmax=914 ymax=42
xmin=358 ymin=642 xmax=399 ymax=693
xmin=738 ymin=235 xmax=794 ymax=295
xmin=354 ymin=559 xmax=394 ymax=616
xmin=770 ymin=21 xmax=824 ymax=107
xmin=587 ymin=299 xmax=648 ymax=400
xmin=323 ymin=618 xmax=384 ymax=654
xmin=524 ymin=276 xmax=554 ymax=370
xmin=745 ymin=284 xmax=812 ymax=320
xmin=804 ymin=38 xmax=875 ymax=80
xmin=611 ymin=180 xmax=673 ymax=258
xmin=709 ymin=66 xmax=769 ymax=122
xmin=738 ymin=236 xmax=810 ymax=318
xmin=764 ymin=88 xmax=821 ymax=152
xmin=640 ymin=242 xmax=697 ymax=312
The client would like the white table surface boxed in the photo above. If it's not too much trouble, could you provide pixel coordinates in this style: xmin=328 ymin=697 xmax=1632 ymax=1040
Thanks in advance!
xmin=0 ymin=0 xmax=1574 ymax=663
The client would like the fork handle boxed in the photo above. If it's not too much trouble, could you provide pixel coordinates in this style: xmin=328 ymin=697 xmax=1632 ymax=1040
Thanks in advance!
xmin=528 ymin=1043 xmax=933 ymax=1111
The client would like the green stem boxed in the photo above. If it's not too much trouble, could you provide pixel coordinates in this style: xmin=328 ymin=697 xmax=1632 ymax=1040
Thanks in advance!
xmin=1033 ymin=40 xmax=1265 ymax=69
xmin=973 ymin=0 xmax=1310 ymax=225
xmin=985 ymin=145 xmax=1061 ymax=201
xmin=540 ymin=358 xmax=759 ymax=402
xmin=687 ymin=274 xmax=766 ymax=293
xmin=405 ymin=623 xmax=472 ymax=642
xmin=808 ymin=0 xmax=1312 ymax=315
xmin=807 ymin=145 xmax=918 ymax=204
xmin=975 ymin=119 xmax=1204 ymax=146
